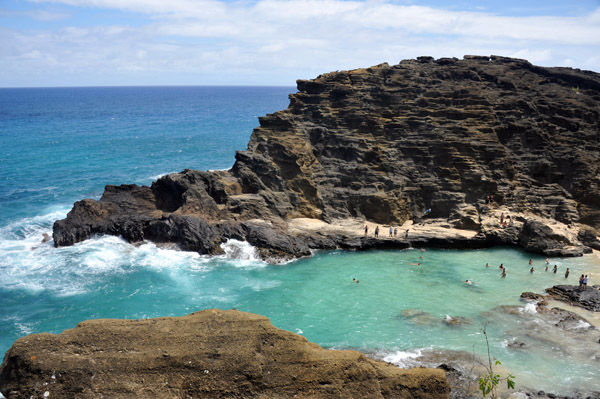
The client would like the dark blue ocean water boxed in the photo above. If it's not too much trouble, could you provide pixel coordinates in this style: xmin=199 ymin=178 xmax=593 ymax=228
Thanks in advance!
xmin=0 ymin=86 xmax=293 ymax=223
xmin=1 ymin=86 xmax=599 ymax=396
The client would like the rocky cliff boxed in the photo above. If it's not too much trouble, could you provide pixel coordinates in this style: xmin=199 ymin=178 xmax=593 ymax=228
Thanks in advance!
xmin=0 ymin=309 xmax=450 ymax=399
xmin=53 ymin=56 xmax=600 ymax=260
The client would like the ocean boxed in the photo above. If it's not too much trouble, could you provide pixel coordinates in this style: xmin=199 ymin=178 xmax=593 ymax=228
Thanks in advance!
xmin=1 ymin=86 xmax=599 ymax=397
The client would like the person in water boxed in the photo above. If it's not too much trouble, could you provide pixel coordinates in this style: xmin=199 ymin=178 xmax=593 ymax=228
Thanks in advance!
xmin=529 ymin=259 xmax=533 ymax=265
xmin=352 ymin=278 xmax=359 ymax=284
xmin=465 ymin=280 xmax=473 ymax=285
xmin=565 ymin=268 xmax=570 ymax=278
xmin=530 ymin=267 xmax=534 ymax=273
xmin=409 ymin=262 xmax=420 ymax=266
xmin=553 ymin=265 xmax=558 ymax=273
xmin=485 ymin=263 xmax=490 ymax=267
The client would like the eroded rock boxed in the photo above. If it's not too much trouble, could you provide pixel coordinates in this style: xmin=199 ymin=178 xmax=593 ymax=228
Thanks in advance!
xmin=0 ymin=309 xmax=450 ymax=399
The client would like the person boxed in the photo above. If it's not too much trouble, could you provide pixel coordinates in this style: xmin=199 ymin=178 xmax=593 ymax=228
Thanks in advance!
xmin=546 ymin=258 xmax=550 ymax=266
xmin=485 ymin=195 xmax=490 ymax=204
xmin=394 ymin=227 xmax=398 ymax=237
xmin=500 ymin=212 xmax=504 ymax=224
xmin=405 ymin=229 xmax=409 ymax=239
xmin=501 ymin=268 xmax=506 ymax=278
xmin=553 ymin=265 xmax=558 ymax=274
xmin=485 ymin=263 xmax=490 ymax=268
xmin=499 ymin=263 xmax=504 ymax=269
xmin=352 ymin=278 xmax=359 ymax=284
xmin=583 ymin=275 xmax=588 ymax=290
xmin=364 ymin=225 xmax=369 ymax=236
xmin=565 ymin=268 xmax=570 ymax=278
xmin=530 ymin=267 xmax=534 ymax=273
xmin=545 ymin=265 xmax=548 ymax=272
xmin=409 ymin=262 xmax=420 ymax=266
xmin=465 ymin=280 xmax=473 ymax=285
xmin=529 ymin=259 xmax=533 ymax=265
xmin=389 ymin=226 xmax=393 ymax=237
xmin=375 ymin=226 xmax=379 ymax=238
xmin=508 ymin=215 xmax=514 ymax=226
xmin=579 ymin=274 xmax=585 ymax=290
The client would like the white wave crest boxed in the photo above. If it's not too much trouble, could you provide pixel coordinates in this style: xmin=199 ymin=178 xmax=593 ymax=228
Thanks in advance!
xmin=383 ymin=349 xmax=423 ymax=368
xmin=220 ymin=239 xmax=259 ymax=261
xmin=519 ymin=303 xmax=538 ymax=314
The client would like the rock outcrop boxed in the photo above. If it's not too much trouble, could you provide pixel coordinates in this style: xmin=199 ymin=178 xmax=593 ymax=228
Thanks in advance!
xmin=0 ymin=309 xmax=450 ymax=399
xmin=53 ymin=56 xmax=600 ymax=260
xmin=546 ymin=285 xmax=600 ymax=312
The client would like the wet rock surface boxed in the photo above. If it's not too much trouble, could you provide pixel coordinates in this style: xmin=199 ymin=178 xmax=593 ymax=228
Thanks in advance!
xmin=53 ymin=56 xmax=600 ymax=261
xmin=0 ymin=309 xmax=450 ymax=399
xmin=546 ymin=285 xmax=600 ymax=312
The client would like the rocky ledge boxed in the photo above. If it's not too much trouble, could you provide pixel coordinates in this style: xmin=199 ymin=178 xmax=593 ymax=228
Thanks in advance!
xmin=545 ymin=284 xmax=600 ymax=312
xmin=53 ymin=55 xmax=600 ymax=261
xmin=0 ymin=309 xmax=449 ymax=399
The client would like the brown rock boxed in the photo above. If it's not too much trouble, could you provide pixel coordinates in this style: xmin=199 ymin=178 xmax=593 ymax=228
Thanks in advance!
xmin=0 ymin=309 xmax=450 ymax=399
xmin=53 ymin=56 xmax=600 ymax=260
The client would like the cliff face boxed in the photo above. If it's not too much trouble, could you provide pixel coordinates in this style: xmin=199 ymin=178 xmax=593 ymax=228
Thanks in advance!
xmin=0 ymin=309 xmax=450 ymax=399
xmin=234 ymin=55 xmax=600 ymax=226
xmin=53 ymin=56 xmax=600 ymax=259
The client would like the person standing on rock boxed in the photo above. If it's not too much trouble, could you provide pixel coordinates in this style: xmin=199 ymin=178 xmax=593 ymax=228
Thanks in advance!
xmin=394 ymin=227 xmax=398 ymax=237
xmin=374 ymin=226 xmax=379 ymax=238
xmin=583 ymin=275 xmax=588 ymax=290
xmin=364 ymin=225 xmax=369 ymax=236
xmin=565 ymin=268 xmax=570 ymax=278
xmin=389 ymin=226 xmax=393 ymax=237
xmin=405 ymin=229 xmax=409 ymax=239
xmin=579 ymin=274 xmax=585 ymax=290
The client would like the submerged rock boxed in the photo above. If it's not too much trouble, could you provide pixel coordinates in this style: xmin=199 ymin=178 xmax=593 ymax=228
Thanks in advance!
xmin=0 ymin=309 xmax=450 ymax=399
xmin=53 ymin=56 xmax=600 ymax=261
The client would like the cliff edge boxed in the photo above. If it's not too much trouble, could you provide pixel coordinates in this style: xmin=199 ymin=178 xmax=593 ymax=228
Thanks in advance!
xmin=0 ymin=309 xmax=450 ymax=399
xmin=53 ymin=56 xmax=600 ymax=260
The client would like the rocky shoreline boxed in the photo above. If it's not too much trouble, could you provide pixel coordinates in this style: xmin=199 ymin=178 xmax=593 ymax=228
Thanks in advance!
xmin=52 ymin=56 xmax=600 ymax=263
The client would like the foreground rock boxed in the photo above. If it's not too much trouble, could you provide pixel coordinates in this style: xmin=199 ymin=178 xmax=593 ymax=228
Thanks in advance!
xmin=0 ymin=309 xmax=450 ymax=399
xmin=546 ymin=285 xmax=600 ymax=312
xmin=53 ymin=56 xmax=600 ymax=261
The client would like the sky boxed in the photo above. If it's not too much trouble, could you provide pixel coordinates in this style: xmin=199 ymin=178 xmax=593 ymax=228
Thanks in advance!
xmin=1 ymin=0 xmax=599 ymax=87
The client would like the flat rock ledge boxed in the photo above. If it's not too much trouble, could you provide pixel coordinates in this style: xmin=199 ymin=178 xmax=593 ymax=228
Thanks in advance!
xmin=0 ymin=309 xmax=450 ymax=399
xmin=545 ymin=285 xmax=600 ymax=312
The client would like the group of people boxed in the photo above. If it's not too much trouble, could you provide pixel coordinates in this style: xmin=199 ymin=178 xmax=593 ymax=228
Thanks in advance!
xmin=499 ymin=212 xmax=514 ymax=228
xmin=364 ymin=225 xmax=409 ymax=239
xmin=579 ymin=274 xmax=589 ymax=290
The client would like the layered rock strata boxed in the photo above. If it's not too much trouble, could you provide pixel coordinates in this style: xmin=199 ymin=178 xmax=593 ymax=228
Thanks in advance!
xmin=53 ymin=56 xmax=600 ymax=260
xmin=0 ymin=309 xmax=450 ymax=399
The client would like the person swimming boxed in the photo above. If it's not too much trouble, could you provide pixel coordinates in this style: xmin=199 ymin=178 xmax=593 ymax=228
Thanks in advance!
xmin=465 ymin=280 xmax=473 ymax=285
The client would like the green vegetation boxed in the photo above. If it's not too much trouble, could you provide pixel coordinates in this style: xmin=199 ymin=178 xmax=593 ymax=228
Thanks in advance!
xmin=478 ymin=326 xmax=516 ymax=398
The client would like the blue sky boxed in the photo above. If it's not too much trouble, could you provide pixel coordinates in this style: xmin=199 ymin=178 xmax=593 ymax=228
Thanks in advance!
xmin=1 ymin=0 xmax=599 ymax=87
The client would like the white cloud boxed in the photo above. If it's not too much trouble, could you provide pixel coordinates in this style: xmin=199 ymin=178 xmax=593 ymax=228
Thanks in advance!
xmin=2 ymin=0 xmax=600 ymax=86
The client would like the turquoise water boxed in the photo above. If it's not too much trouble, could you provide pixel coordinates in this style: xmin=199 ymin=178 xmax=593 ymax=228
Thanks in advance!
xmin=1 ymin=87 xmax=599 ymax=396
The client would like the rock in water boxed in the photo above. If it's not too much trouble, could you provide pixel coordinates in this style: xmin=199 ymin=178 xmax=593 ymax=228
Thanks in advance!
xmin=53 ymin=56 xmax=600 ymax=260
xmin=0 ymin=309 xmax=450 ymax=399
xmin=546 ymin=285 xmax=600 ymax=312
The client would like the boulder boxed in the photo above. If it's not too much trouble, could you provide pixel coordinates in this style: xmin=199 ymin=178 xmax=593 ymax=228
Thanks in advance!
xmin=0 ymin=309 xmax=450 ymax=399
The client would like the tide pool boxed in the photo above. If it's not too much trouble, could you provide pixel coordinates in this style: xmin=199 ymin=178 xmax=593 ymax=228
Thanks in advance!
xmin=1 ymin=87 xmax=599 ymax=397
